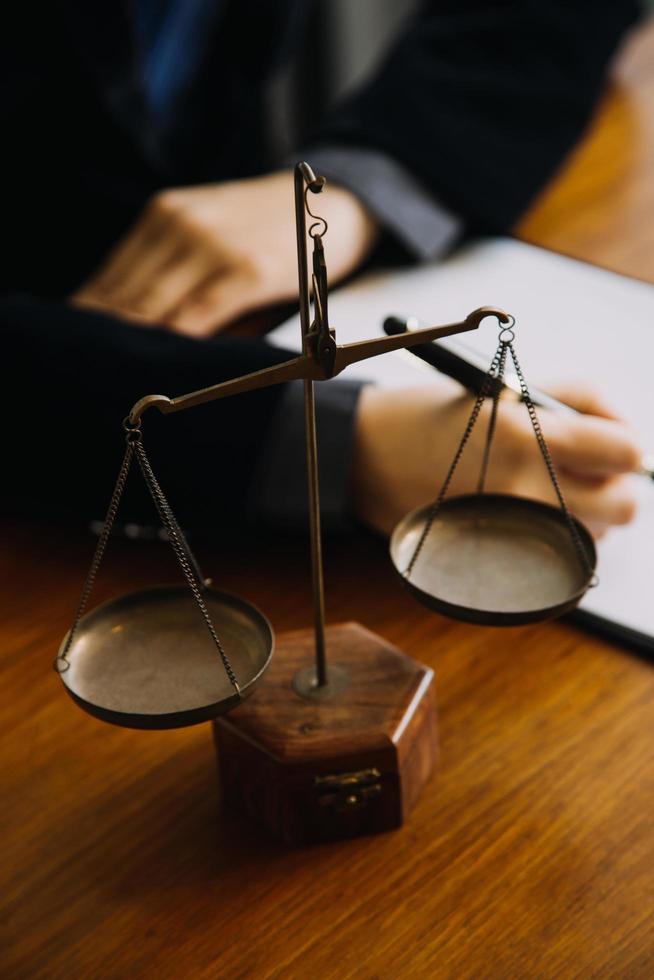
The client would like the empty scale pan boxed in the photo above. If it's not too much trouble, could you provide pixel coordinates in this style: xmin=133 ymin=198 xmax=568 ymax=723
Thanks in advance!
xmin=56 ymin=586 xmax=273 ymax=729
xmin=390 ymin=493 xmax=597 ymax=626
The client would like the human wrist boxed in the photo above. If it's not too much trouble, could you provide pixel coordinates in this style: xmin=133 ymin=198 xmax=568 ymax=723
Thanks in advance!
xmin=350 ymin=384 xmax=400 ymax=535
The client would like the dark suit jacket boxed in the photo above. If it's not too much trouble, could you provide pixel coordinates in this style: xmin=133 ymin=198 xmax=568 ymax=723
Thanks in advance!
xmin=2 ymin=0 xmax=641 ymax=294
xmin=0 ymin=0 xmax=641 ymax=529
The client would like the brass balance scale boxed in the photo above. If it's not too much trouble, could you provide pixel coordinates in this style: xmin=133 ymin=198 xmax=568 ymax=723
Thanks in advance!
xmin=55 ymin=163 xmax=597 ymax=844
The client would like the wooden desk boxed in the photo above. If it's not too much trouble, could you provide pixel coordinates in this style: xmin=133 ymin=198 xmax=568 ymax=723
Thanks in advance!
xmin=4 ymin=22 xmax=654 ymax=980
xmin=518 ymin=19 xmax=654 ymax=285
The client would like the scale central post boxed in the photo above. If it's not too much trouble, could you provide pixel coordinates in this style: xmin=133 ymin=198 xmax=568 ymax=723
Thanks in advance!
xmin=293 ymin=162 xmax=337 ymax=697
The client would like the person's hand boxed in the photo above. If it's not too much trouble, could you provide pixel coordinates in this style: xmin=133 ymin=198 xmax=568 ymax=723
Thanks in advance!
xmin=71 ymin=171 xmax=379 ymax=336
xmin=351 ymin=380 xmax=642 ymax=537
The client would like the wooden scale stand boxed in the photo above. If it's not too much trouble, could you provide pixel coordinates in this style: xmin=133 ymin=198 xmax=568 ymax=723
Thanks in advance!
xmin=55 ymin=163 xmax=597 ymax=845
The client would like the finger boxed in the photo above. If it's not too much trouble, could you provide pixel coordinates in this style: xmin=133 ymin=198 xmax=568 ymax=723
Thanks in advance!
xmin=76 ymin=205 xmax=173 ymax=300
xmin=68 ymin=291 xmax=162 ymax=328
xmin=133 ymin=258 xmax=202 ymax=322
xmin=540 ymin=411 xmax=642 ymax=477
xmin=76 ymin=235 xmax=216 ymax=326
xmin=104 ymin=237 xmax=186 ymax=309
xmin=123 ymin=251 xmax=222 ymax=322
xmin=562 ymin=473 xmax=638 ymax=527
xmin=90 ymin=232 xmax=183 ymax=312
xmin=541 ymin=381 xmax=622 ymax=421
xmin=584 ymin=522 xmax=609 ymax=541
xmin=168 ymin=273 xmax=256 ymax=336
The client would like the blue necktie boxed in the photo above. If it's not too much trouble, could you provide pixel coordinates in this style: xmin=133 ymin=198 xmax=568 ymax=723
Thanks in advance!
xmin=133 ymin=0 xmax=220 ymax=127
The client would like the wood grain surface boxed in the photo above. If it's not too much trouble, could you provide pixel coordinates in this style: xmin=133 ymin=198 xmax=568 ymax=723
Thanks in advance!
xmin=518 ymin=18 xmax=654 ymax=285
xmin=4 ymin=20 xmax=654 ymax=980
xmin=215 ymin=621 xmax=438 ymax=843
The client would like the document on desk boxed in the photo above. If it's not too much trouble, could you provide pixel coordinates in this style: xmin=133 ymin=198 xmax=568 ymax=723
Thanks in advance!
xmin=269 ymin=238 xmax=654 ymax=652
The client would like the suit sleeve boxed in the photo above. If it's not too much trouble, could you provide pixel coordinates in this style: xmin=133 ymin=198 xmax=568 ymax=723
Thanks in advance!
xmin=308 ymin=0 xmax=641 ymax=234
xmin=0 ymin=295 xmax=362 ymax=533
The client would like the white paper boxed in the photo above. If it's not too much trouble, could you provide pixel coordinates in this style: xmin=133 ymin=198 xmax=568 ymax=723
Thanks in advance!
xmin=268 ymin=238 xmax=654 ymax=638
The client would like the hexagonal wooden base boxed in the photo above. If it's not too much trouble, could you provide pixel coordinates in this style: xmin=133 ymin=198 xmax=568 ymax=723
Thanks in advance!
xmin=212 ymin=622 xmax=438 ymax=845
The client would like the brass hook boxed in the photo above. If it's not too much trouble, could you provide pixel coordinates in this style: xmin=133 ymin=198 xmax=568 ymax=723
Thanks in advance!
xmin=464 ymin=306 xmax=511 ymax=329
xmin=304 ymin=185 xmax=328 ymax=238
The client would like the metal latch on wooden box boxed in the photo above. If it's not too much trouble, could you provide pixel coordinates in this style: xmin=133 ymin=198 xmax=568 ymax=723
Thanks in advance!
xmin=314 ymin=768 xmax=382 ymax=811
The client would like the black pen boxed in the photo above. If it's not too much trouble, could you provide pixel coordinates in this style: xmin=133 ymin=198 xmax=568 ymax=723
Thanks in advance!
xmin=383 ymin=314 xmax=654 ymax=481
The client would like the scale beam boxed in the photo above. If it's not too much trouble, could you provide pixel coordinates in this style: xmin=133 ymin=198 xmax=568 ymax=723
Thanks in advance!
xmin=128 ymin=355 xmax=313 ymax=422
xmin=128 ymin=307 xmax=510 ymax=423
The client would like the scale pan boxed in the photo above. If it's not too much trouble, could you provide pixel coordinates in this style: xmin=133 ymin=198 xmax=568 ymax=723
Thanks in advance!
xmin=57 ymin=586 xmax=273 ymax=729
xmin=390 ymin=493 xmax=596 ymax=626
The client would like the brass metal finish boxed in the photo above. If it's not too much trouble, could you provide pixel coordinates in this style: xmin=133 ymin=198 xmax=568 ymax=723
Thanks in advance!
xmin=127 ymin=307 xmax=505 ymax=424
xmin=58 ymin=586 xmax=273 ymax=729
xmin=57 ymin=159 xmax=523 ymax=728
xmin=123 ymin=164 xmax=505 ymax=701
xmin=295 ymin=163 xmax=328 ymax=688
xmin=292 ymin=663 xmax=350 ymax=700
xmin=390 ymin=494 xmax=597 ymax=626
xmin=392 ymin=317 xmax=598 ymax=628
xmin=315 ymin=768 xmax=383 ymax=812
